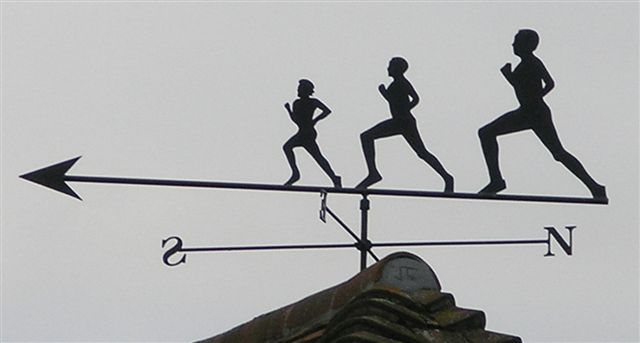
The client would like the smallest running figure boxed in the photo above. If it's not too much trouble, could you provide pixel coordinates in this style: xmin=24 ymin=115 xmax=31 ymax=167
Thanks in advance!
xmin=283 ymin=79 xmax=342 ymax=188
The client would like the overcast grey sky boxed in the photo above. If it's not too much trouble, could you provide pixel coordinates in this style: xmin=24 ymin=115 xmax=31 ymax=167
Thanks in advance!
xmin=1 ymin=1 xmax=638 ymax=342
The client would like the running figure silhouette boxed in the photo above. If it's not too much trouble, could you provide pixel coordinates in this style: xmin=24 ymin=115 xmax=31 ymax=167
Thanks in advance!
xmin=283 ymin=79 xmax=342 ymax=188
xmin=356 ymin=57 xmax=454 ymax=191
xmin=478 ymin=29 xmax=606 ymax=199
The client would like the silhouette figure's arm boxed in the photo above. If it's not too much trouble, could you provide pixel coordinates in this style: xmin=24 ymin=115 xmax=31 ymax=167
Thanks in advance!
xmin=312 ymin=99 xmax=332 ymax=124
xmin=284 ymin=102 xmax=295 ymax=121
xmin=378 ymin=84 xmax=389 ymax=101
xmin=500 ymin=63 xmax=514 ymax=85
xmin=536 ymin=59 xmax=555 ymax=97
xmin=406 ymin=81 xmax=420 ymax=110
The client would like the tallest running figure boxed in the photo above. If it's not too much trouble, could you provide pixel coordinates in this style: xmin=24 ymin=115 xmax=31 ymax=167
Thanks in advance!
xmin=356 ymin=57 xmax=454 ymax=191
xmin=478 ymin=29 xmax=606 ymax=199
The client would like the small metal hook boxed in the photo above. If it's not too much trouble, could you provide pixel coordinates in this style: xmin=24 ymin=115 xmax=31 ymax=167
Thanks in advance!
xmin=319 ymin=190 xmax=328 ymax=223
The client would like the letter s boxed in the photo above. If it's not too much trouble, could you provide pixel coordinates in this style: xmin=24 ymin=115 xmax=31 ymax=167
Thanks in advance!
xmin=162 ymin=236 xmax=187 ymax=267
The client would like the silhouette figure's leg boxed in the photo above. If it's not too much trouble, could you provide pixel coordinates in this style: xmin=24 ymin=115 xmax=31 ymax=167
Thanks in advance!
xmin=283 ymin=135 xmax=303 ymax=185
xmin=478 ymin=109 xmax=530 ymax=193
xmin=304 ymin=141 xmax=342 ymax=188
xmin=356 ymin=119 xmax=402 ymax=189
xmin=402 ymin=123 xmax=454 ymax=192
xmin=533 ymin=119 xmax=607 ymax=199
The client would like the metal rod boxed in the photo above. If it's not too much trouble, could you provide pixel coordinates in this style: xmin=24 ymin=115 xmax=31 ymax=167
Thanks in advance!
xmin=359 ymin=196 xmax=371 ymax=271
xmin=65 ymin=175 xmax=607 ymax=205
xmin=182 ymin=243 xmax=356 ymax=252
xmin=326 ymin=208 xmax=360 ymax=242
xmin=326 ymin=207 xmax=379 ymax=262
xmin=372 ymin=239 xmax=548 ymax=248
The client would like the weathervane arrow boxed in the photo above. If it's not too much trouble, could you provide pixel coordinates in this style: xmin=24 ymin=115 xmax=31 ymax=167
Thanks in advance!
xmin=20 ymin=156 xmax=83 ymax=200
xmin=20 ymin=156 xmax=607 ymax=204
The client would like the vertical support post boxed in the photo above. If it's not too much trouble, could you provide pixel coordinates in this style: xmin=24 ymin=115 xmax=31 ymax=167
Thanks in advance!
xmin=359 ymin=195 xmax=370 ymax=271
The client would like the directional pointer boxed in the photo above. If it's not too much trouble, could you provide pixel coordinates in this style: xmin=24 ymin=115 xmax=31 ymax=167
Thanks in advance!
xmin=20 ymin=157 xmax=608 ymax=205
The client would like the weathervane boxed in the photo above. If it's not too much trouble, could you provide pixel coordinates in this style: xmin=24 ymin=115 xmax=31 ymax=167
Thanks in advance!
xmin=20 ymin=29 xmax=608 ymax=272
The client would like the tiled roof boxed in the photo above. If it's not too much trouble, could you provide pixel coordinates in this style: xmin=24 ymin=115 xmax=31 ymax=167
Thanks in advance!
xmin=197 ymin=252 xmax=521 ymax=343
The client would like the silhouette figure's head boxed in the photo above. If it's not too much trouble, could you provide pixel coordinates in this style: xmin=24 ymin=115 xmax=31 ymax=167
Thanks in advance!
xmin=387 ymin=57 xmax=409 ymax=78
xmin=513 ymin=29 xmax=539 ymax=57
xmin=297 ymin=79 xmax=315 ymax=97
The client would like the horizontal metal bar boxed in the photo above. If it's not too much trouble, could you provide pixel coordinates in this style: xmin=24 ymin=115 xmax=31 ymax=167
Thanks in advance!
xmin=66 ymin=175 xmax=607 ymax=205
xmin=178 ymin=239 xmax=549 ymax=253
xmin=372 ymin=239 xmax=548 ymax=248
xmin=181 ymin=243 xmax=356 ymax=252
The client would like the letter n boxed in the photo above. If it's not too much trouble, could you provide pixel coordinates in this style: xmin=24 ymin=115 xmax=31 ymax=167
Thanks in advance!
xmin=544 ymin=226 xmax=576 ymax=257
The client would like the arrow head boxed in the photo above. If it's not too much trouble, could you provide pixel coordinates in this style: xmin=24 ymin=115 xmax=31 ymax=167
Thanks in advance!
xmin=20 ymin=156 xmax=83 ymax=200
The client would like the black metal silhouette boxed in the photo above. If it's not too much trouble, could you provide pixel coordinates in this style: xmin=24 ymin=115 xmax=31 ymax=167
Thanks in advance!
xmin=283 ymin=79 xmax=342 ymax=188
xmin=356 ymin=57 xmax=454 ymax=192
xmin=20 ymin=156 xmax=607 ymax=204
xmin=478 ymin=29 xmax=606 ymax=200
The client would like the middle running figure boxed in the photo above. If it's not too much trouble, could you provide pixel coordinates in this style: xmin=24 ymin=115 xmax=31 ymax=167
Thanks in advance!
xmin=356 ymin=57 xmax=454 ymax=191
